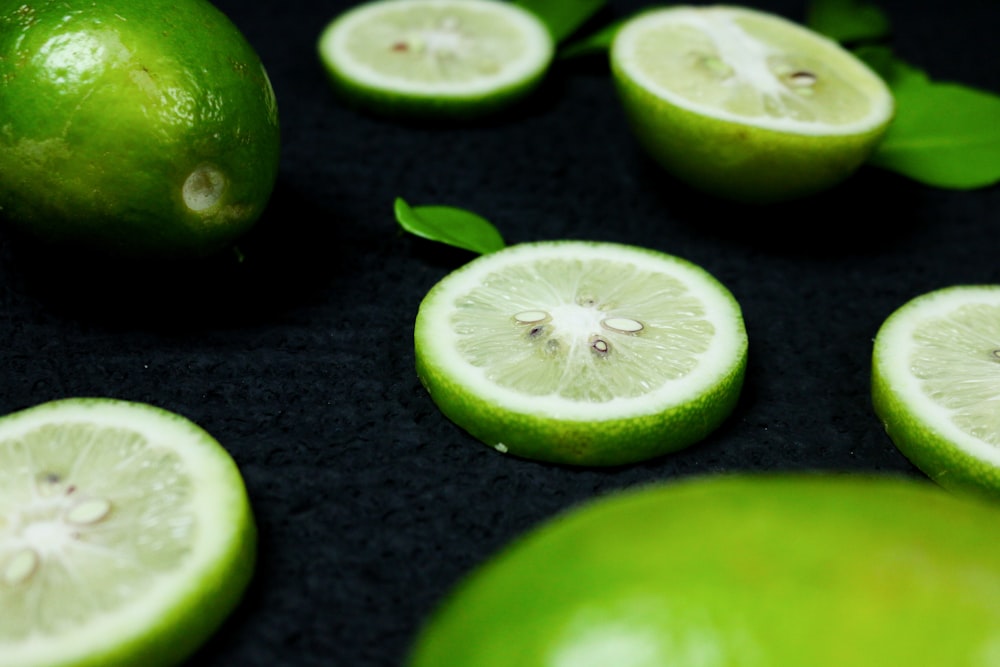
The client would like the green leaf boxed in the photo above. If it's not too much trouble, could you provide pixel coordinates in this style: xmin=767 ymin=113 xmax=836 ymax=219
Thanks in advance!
xmin=394 ymin=198 xmax=505 ymax=255
xmin=858 ymin=47 xmax=1000 ymax=190
xmin=806 ymin=0 xmax=891 ymax=43
xmin=514 ymin=0 xmax=607 ymax=44
xmin=558 ymin=18 xmax=623 ymax=59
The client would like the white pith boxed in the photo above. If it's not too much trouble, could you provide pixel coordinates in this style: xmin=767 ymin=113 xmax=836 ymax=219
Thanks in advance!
xmin=611 ymin=5 xmax=893 ymax=135
xmin=417 ymin=242 xmax=746 ymax=421
xmin=875 ymin=286 xmax=1000 ymax=467
xmin=0 ymin=399 xmax=248 ymax=666
xmin=318 ymin=0 xmax=553 ymax=96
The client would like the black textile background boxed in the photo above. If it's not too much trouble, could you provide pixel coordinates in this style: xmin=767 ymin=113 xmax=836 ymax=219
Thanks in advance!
xmin=1 ymin=0 xmax=997 ymax=665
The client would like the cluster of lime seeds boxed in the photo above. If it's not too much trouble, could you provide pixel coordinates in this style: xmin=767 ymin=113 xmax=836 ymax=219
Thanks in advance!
xmin=512 ymin=298 xmax=646 ymax=359
xmin=1 ymin=471 xmax=113 ymax=587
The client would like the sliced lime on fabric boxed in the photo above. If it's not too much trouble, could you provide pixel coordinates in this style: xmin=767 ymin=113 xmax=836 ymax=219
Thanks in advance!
xmin=413 ymin=240 xmax=748 ymax=466
xmin=872 ymin=285 xmax=1000 ymax=501
xmin=407 ymin=473 xmax=1000 ymax=666
xmin=0 ymin=0 xmax=281 ymax=259
xmin=0 ymin=398 xmax=256 ymax=667
xmin=609 ymin=4 xmax=894 ymax=203
xmin=318 ymin=0 xmax=555 ymax=119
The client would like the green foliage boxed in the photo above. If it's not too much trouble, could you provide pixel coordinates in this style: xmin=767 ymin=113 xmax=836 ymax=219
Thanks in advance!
xmin=805 ymin=0 xmax=890 ymax=43
xmin=859 ymin=47 xmax=1000 ymax=189
xmin=514 ymin=0 xmax=607 ymax=43
xmin=394 ymin=198 xmax=505 ymax=255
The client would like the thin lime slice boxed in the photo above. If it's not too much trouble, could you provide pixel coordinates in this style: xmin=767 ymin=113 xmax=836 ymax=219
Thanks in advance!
xmin=318 ymin=0 xmax=554 ymax=119
xmin=407 ymin=473 xmax=1000 ymax=666
xmin=610 ymin=5 xmax=894 ymax=203
xmin=414 ymin=240 xmax=748 ymax=466
xmin=872 ymin=285 xmax=1000 ymax=501
xmin=0 ymin=398 xmax=255 ymax=667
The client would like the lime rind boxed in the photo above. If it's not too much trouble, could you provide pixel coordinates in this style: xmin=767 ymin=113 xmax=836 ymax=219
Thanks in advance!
xmin=318 ymin=0 xmax=554 ymax=119
xmin=872 ymin=285 xmax=1000 ymax=501
xmin=414 ymin=241 xmax=748 ymax=466
xmin=0 ymin=398 xmax=255 ymax=667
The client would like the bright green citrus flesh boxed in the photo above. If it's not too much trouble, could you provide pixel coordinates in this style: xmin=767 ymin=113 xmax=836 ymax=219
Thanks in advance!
xmin=872 ymin=285 xmax=1000 ymax=502
xmin=318 ymin=0 xmax=554 ymax=119
xmin=0 ymin=0 xmax=281 ymax=259
xmin=414 ymin=240 xmax=748 ymax=466
xmin=610 ymin=5 xmax=894 ymax=204
xmin=0 ymin=398 xmax=256 ymax=667
xmin=407 ymin=473 xmax=1000 ymax=667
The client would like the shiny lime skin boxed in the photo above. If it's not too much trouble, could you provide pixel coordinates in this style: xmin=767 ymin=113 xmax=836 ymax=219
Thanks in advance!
xmin=408 ymin=474 xmax=1000 ymax=666
xmin=0 ymin=0 xmax=280 ymax=258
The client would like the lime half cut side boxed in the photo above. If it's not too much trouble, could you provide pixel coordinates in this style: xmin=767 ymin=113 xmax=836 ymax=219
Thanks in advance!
xmin=610 ymin=5 xmax=894 ymax=203
xmin=872 ymin=285 xmax=1000 ymax=501
xmin=318 ymin=0 xmax=555 ymax=119
xmin=0 ymin=398 xmax=256 ymax=667
xmin=414 ymin=240 xmax=748 ymax=466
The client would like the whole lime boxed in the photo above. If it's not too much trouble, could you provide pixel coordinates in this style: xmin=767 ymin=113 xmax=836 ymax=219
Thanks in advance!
xmin=0 ymin=0 xmax=281 ymax=259
xmin=407 ymin=474 xmax=1000 ymax=666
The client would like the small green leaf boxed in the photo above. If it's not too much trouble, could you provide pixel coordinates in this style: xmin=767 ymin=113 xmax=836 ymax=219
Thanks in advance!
xmin=558 ymin=18 xmax=623 ymax=59
xmin=806 ymin=0 xmax=891 ymax=43
xmin=859 ymin=47 xmax=1000 ymax=190
xmin=394 ymin=198 xmax=505 ymax=255
xmin=514 ymin=0 xmax=607 ymax=44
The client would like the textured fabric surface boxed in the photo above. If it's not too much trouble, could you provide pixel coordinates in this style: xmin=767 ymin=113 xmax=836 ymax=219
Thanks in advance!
xmin=0 ymin=0 xmax=997 ymax=665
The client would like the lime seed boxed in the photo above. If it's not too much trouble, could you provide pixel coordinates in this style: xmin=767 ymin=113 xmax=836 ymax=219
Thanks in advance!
xmin=3 ymin=548 xmax=39 ymax=587
xmin=65 ymin=498 xmax=112 ymax=525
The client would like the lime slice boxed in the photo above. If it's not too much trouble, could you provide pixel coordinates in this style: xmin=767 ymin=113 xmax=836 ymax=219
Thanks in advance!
xmin=609 ymin=5 xmax=894 ymax=203
xmin=0 ymin=398 xmax=255 ymax=667
xmin=407 ymin=473 xmax=1000 ymax=667
xmin=317 ymin=0 xmax=555 ymax=119
xmin=872 ymin=285 xmax=1000 ymax=501
xmin=413 ymin=240 xmax=748 ymax=466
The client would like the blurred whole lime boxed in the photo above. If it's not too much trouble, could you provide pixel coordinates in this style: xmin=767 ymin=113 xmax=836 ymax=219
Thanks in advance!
xmin=0 ymin=0 xmax=281 ymax=259
xmin=407 ymin=474 xmax=1000 ymax=666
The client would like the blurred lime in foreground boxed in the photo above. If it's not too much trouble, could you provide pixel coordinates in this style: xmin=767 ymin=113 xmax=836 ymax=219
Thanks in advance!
xmin=407 ymin=473 xmax=1000 ymax=666
xmin=0 ymin=397 xmax=256 ymax=667
xmin=318 ymin=0 xmax=554 ymax=119
xmin=0 ymin=0 xmax=281 ymax=259
xmin=610 ymin=5 xmax=894 ymax=203
xmin=414 ymin=240 xmax=747 ymax=466
xmin=872 ymin=285 xmax=1000 ymax=501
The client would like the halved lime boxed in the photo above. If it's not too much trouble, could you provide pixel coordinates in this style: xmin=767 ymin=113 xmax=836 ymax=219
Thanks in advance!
xmin=317 ymin=0 xmax=555 ymax=119
xmin=610 ymin=5 xmax=894 ymax=203
xmin=0 ymin=398 xmax=256 ymax=667
xmin=872 ymin=285 xmax=1000 ymax=501
xmin=413 ymin=240 xmax=748 ymax=466
xmin=407 ymin=473 xmax=1000 ymax=666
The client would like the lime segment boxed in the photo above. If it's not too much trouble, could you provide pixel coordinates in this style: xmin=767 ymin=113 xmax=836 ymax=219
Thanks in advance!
xmin=872 ymin=285 xmax=1000 ymax=500
xmin=0 ymin=398 xmax=255 ymax=667
xmin=318 ymin=0 xmax=554 ymax=119
xmin=414 ymin=240 xmax=748 ymax=466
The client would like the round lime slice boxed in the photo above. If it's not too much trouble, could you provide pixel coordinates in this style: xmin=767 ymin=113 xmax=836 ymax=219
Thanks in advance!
xmin=872 ymin=285 xmax=1000 ymax=501
xmin=413 ymin=240 xmax=748 ymax=466
xmin=317 ymin=0 xmax=555 ymax=119
xmin=610 ymin=5 xmax=894 ymax=203
xmin=407 ymin=473 xmax=1000 ymax=667
xmin=0 ymin=398 xmax=255 ymax=667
